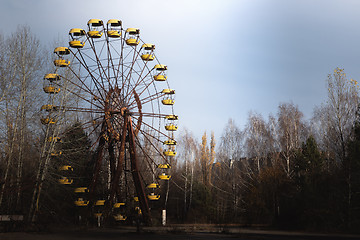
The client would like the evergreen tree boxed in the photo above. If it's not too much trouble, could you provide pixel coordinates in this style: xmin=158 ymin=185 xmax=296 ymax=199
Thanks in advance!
xmin=345 ymin=121 xmax=360 ymax=231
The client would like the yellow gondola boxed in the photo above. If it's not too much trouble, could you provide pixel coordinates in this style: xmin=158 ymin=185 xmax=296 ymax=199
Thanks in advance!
xmin=69 ymin=28 xmax=86 ymax=48
xmin=59 ymin=165 xmax=73 ymax=171
xmin=95 ymin=200 xmax=106 ymax=206
xmin=165 ymin=115 xmax=178 ymax=120
xmin=162 ymin=99 xmax=175 ymax=105
xmin=40 ymin=118 xmax=57 ymax=125
xmin=154 ymin=74 xmax=167 ymax=81
xmin=58 ymin=177 xmax=73 ymax=185
xmin=74 ymin=198 xmax=89 ymax=206
xmin=113 ymin=202 xmax=125 ymax=208
xmin=107 ymin=19 xmax=122 ymax=38
xmin=43 ymin=86 xmax=60 ymax=94
xmin=141 ymin=43 xmax=155 ymax=61
xmin=162 ymin=89 xmax=175 ymax=94
xmin=158 ymin=163 xmax=171 ymax=169
xmin=74 ymin=187 xmax=89 ymax=193
xmin=51 ymin=151 xmax=62 ymax=157
xmin=141 ymin=54 xmax=155 ymax=61
xmin=47 ymin=136 xmax=61 ymax=143
xmin=163 ymin=140 xmax=177 ymax=145
xmin=153 ymin=64 xmax=167 ymax=81
xmin=154 ymin=64 xmax=167 ymax=71
xmin=87 ymin=19 xmax=103 ymax=38
xmin=54 ymin=47 xmax=70 ymax=55
xmin=147 ymin=183 xmax=160 ymax=189
xmin=165 ymin=124 xmax=178 ymax=131
xmin=125 ymin=28 xmax=140 ymax=46
xmin=163 ymin=150 xmax=177 ymax=157
xmin=147 ymin=193 xmax=160 ymax=200
xmin=114 ymin=214 xmax=127 ymax=221
xmin=158 ymin=173 xmax=171 ymax=180
xmin=54 ymin=59 xmax=70 ymax=67
xmin=44 ymin=73 xmax=61 ymax=81
xmin=69 ymin=40 xmax=85 ymax=48
xmin=41 ymin=104 xmax=58 ymax=111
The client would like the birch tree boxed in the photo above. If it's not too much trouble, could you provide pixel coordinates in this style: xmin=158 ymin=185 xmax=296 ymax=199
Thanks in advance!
xmin=245 ymin=112 xmax=272 ymax=173
xmin=313 ymin=68 xmax=358 ymax=164
xmin=177 ymin=128 xmax=198 ymax=218
xmin=276 ymin=103 xmax=307 ymax=175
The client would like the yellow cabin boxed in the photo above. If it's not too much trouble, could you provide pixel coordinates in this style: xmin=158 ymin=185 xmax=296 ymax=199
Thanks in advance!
xmin=154 ymin=74 xmax=167 ymax=81
xmin=41 ymin=104 xmax=58 ymax=111
xmin=75 ymin=198 xmax=89 ymax=207
xmin=95 ymin=200 xmax=105 ymax=206
xmin=147 ymin=193 xmax=160 ymax=200
xmin=69 ymin=40 xmax=85 ymax=48
xmin=107 ymin=30 xmax=121 ymax=38
xmin=54 ymin=47 xmax=70 ymax=55
xmin=158 ymin=173 xmax=171 ymax=180
xmin=142 ymin=43 xmax=155 ymax=50
xmin=154 ymin=64 xmax=167 ymax=71
xmin=107 ymin=19 xmax=122 ymax=38
xmin=158 ymin=163 xmax=171 ymax=169
xmin=141 ymin=43 xmax=155 ymax=61
xmin=113 ymin=202 xmax=125 ymax=208
xmin=69 ymin=28 xmax=86 ymax=48
xmin=88 ymin=19 xmax=103 ymax=26
xmin=54 ymin=59 xmax=70 ymax=67
xmin=164 ymin=150 xmax=177 ymax=157
xmin=147 ymin=183 xmax=160 ymax=189
xmin=41 ymin=118 xmax=57 ymax=125
xmin=141 ymin=54 xmax=155 ymax=61
xmin=153 ymin=64 xmax=167 ymax=81
xmin=87 ymin=19 xmax=103 ymax=38
xmin=125 ymin=28 xmax=140 ymax=46
xmin=74 ymin=187 xmax=89 ymax=193
xmin=126 ymin=38 xmax=139 ymax=46
xmin=51 ymin=151 xmax=62 ymax=157
xmin=47 ymin=136 xmax=61 ymax=143
xmin=44 ymin=73 xmax=60 ymax=81
xmin=88 ymin=31 xmax=103 ymax=38
xmin=162 ymin=89 xmax=175 ymax=94
xmin=162 ymin=99 xmax=175 ymax=105
xmin=59 ymin=165 xmax=73 ymax=171
xmin=43 ymin=86 xmax=60 ymax=94
xmin=165 ymin=115 xmax=178 ymax=120
xmin=165 ymin=124 xmax=178 ymax=131
xmin=133 ymin=197 xmax=139 ymax=202
xmin=114 ymin=214 xmax=127 ymax=221
xmin=163 ymin=140 xmax=177 ymax=145
xmin=58 ymin=177 xmax=73 ymax=185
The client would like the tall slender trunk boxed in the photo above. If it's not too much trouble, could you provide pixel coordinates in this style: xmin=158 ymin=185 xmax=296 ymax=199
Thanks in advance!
xmin=16 ymin=75 xmax=27 ymax=210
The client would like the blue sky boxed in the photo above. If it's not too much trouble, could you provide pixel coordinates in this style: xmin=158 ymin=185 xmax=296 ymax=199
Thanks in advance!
xmin=1 ymin=0 xmax=360 ymax=141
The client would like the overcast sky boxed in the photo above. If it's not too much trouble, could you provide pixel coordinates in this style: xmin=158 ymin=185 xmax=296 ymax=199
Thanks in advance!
xmin=1 ymin=0 xmax=360 ymax=141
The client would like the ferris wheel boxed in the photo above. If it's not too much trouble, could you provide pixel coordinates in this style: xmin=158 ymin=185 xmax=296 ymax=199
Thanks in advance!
xmin=40 ymin=19 xmax=177 ymax=224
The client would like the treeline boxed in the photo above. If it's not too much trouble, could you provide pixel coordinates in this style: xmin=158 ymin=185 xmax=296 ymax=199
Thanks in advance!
xmin=168 ymin=68 xmax=360 ymax=232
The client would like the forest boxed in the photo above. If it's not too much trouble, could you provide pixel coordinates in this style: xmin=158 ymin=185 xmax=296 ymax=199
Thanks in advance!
xmin=0 ymin=26 xmax=360 ymax=233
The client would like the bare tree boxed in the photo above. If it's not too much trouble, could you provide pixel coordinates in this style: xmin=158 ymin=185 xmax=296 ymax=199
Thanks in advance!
xmin=0 ymin=26 xmax=45 ymax=212
xmin=276 ymin=102 xmax=307 ymax=175
xmin=245 ymin=112 xmax=272 ymax=173
xmin=216 ymin=118 xmax=245 ymax=221
xmin=218 ymin=118 xmax=243 ymax=163
xmin=313 ymin=68 xmax=358 ymax=164
xmin=177 ymin=127 xmax=198 ymax=218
